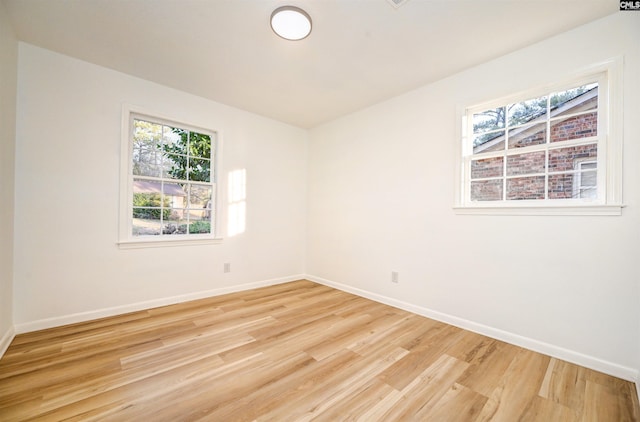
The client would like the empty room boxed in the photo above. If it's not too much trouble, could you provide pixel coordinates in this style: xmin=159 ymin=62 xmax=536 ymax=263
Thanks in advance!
xmin=1 ymin=0 xmax=639 ymax=420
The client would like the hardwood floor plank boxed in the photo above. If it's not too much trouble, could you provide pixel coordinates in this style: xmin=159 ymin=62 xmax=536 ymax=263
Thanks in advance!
xmin=307 ymin=379 xmax=397 ymax=422
xmin=210 ymin=347 xmax=408 ymax=422
xmin=475 ymin=349 xmax=550 ymax=421
xmin=113 ymin=351 xmax=314 ymax=422
xmin=378 ymin=353 xmax=470 ymax=420
xmin=222 ymin=349 xmax=363 ymax=421
xmin=0 ymin=280 xmax=637 ymax=421
xmin=455 ymin=341 xmax=521 ymax=397
xmin=424 ymin=382 xmax=489 ymax=421
xmin=303 ymin=313 xmax=387 ymax=361
xmin=445 ymin=331 xmax=497 ymax=364
xmin=347 ymin=313 xmax=417 ymax=356
xmin=276 ymin=347 xmax=409 ymax=421
xmin=519 ymin=396 xmax=579 ymax=422
xmin=583 ymin=379 xmax=639 ymax=422
xmin=538 ymin=358 xmax=586 ymax=412
xmin=45 ymin=352 xmax=261 ymax=422
xmin=376 ymin=324 xmax=465 ymax=390
xmin=219 ymin=314 xmax=345 ymax=364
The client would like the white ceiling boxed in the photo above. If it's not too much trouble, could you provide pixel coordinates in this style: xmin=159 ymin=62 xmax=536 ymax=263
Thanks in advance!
xmin=3 ymin=0 xmax=617 ymax=128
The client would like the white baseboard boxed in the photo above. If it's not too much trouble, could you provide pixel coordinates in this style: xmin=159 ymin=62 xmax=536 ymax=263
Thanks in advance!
xmin=307 ymin=275 xmax=638 ymax=383
xmin=0 ymin=325 xmax=15 ymax=359
xmin=14 ymin=274 xmax=305 ymax=334
xmin=0 ymin=327 xmax=16 ymax=358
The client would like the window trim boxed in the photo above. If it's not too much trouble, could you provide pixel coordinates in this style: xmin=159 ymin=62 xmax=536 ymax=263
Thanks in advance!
xmin=454 ymin=57 xmax=623 ymax=216
xmin=118 ymin=105 xmax=223 ymax=247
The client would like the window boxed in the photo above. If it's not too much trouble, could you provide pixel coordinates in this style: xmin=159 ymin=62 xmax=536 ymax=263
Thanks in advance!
xmin=119 ymin=109 xmax=220 ymax=247
xmin=455 ymin=59 xmax=623 ymax=215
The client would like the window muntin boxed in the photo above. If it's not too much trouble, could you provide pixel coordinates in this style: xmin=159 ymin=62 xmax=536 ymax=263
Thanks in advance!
xmin=464 ymin=79 xmax=604 ymax=205
xmin=128 ymin=115 xmax=217 ymax=239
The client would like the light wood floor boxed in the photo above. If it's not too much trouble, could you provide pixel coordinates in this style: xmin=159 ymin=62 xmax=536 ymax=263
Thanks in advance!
xmin=1 ymin=280 xmax=638 ymax=421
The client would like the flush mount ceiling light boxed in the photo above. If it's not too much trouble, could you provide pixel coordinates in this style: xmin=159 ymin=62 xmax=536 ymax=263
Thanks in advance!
xmin=270 ymin=6 xmax=312 ymax=41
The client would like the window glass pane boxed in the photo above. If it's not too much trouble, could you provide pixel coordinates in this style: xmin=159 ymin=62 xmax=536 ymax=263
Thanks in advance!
xmin=189 ymin=132 xmax=212 ymax=159
xmin=133 ymin=120 xmax=161 ymax=148
xmin=200 ymin=221 xmax=213 ymax=235
xmin=132 ymin=179 xmax=164 ymax=207
xmin=473 ymin=107 xmax=505 ymax=134
xmin=579 ymin=187 xmax=597 ymax=199
xmin=548 ymin=172 xmax=597 ymax=200
xmin=132 ymin=145 xmax=162 ymax=177
xmin=162 ymin=154 xmax=187 ymax=180
xmin=508 ymin=96 xmax=547 ymax=127
xmin=473 ymin=131 xmax=505 ymax=153
xmin=548 ymin=144 xmax=597 ymax=172
xmin=579 ymin=172 xmax=598 ymax=199
xmin=132 ymin=194 xmax=163 ymax=214
xmin=506 ymin=151 xmax=545 ymax=176
xmin=167 ymin=208 xmax=186 ymax=221
xmin=549 ymin=83 xmax=598 ymax=143
xmin=188 ymin=158 xmax=211 ymax=182
xmin=187 ymin=220 xmax=212 ymax=234
xmin=164 ymin=209 xmax=188 ymax=235
xmin=186 ymin=208 xmax=211 ymax=224
xmin=508 ymin=123 xmax=546 ymax=149
xmin=132 ymin=178 xmax=170 ymax=236
xmin=132 ymin=206 xmax=164 ymax=221
xmin=577 ymin=166 xmax=597 ymax=199
xmin=506 ymin=176 xmax=545 ymax=200
xmin=162 ymin=182 xmax=187 ymax=209
xmin=471 ymin=179 xmax=503 ymax=201
xmin=471 ymin=157 xmax=503 ymax=179
xmin=189 ymin=184 xmax=213 ymax=209
xmin=550 ymin=83 xmax=597 ymax=112
xmin=580 ymin=169 xmax=597 ymax=187
xmin=550 ymin=112 xmax=597 ymax=143
xmin=163 ymin=225 xmax=186 ymax=235
xmin=163 ymin=126 xmax=188 ymax=156
xmin=132 ymin=209 xmax=162 ymax=236
xmin=548 ymin=173 xmax=573 ymax=199
xmin=133 ymin=120 xmax=162 ymax=177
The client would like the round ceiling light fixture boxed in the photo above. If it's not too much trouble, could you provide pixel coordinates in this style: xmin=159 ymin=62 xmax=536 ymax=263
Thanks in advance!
xmin=270 ymin=6 xmax=312 ymax=41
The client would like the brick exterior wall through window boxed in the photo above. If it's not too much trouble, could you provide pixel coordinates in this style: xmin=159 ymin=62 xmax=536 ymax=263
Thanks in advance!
xmin=469 ymin=94 xmax=598 ymax=201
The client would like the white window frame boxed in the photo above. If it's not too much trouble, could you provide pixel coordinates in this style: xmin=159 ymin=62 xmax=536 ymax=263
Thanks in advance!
xmin=118 ymin=105 xmax=223 ymax=248
xmin=454 ymin=58 xmax=623 ymax=216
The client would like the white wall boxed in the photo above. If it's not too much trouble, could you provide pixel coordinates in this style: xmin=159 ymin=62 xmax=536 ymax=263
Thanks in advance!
xmin=308 ymin=12 xmax=640 ymax=379
xmin=13 ymin=44 xmax=307 ymax=328
xmin=0 ymin=1 xmax=17 ymax=353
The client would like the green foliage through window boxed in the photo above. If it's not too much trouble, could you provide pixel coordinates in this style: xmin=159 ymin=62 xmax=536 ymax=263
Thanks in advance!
xmin=132 ymin=193 xmax=170 ymax=220
xmin=162 ymin=129 xmax=211 ymax=182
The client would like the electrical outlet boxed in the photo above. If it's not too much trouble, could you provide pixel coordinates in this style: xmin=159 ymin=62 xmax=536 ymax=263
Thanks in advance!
xmin=391 ymin=271 xmax=399 ymax=283
xmin=224 ymin=262 xmax=231 ymax=273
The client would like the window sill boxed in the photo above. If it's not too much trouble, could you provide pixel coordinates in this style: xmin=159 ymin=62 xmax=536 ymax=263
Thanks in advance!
xmin=453 ymin=204 xmax=624 ymax=216
xmin=118 ymin=237 xmax=223 ymax=249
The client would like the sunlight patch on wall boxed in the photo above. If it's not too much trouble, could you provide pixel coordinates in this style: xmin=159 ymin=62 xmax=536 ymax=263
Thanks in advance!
xmin=227 ymin=169 xmax=246 ymax=237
